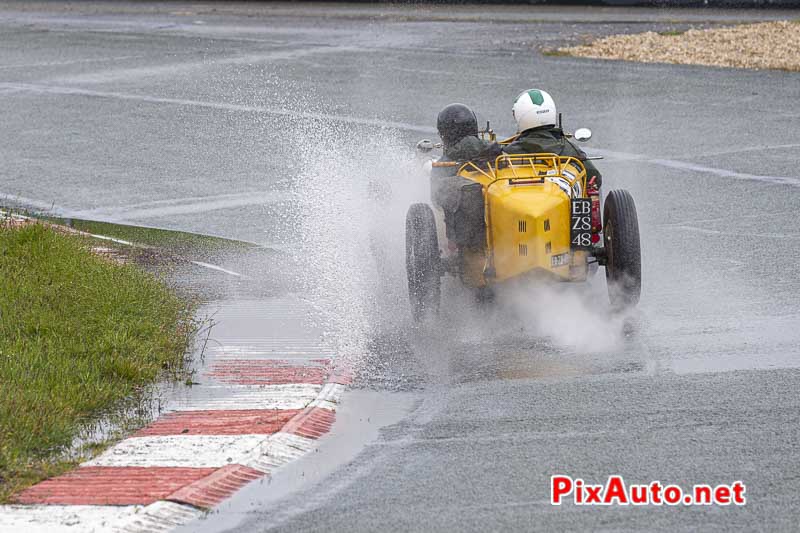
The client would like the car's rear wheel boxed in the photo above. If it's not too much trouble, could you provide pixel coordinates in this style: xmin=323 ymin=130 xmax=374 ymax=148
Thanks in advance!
xmin=474 ymin=286 xmax=495 ymax=305
xmin=406 ymin=203 xmax=441 ymax=322
xmin=603 ymin=189 xmax=641 ymax=309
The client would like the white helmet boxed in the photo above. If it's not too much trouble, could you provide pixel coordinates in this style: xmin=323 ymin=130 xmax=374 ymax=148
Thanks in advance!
xmin=512 ymin=89 xmax=557 ymax=133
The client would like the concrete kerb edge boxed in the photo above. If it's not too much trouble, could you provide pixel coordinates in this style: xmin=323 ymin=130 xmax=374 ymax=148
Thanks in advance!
xmin=115 ymin=361 xmax=353 ymax=532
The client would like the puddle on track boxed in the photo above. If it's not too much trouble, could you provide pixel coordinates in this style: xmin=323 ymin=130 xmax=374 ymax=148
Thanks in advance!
xmin=175 ymin=389 xmax=416 ymax=533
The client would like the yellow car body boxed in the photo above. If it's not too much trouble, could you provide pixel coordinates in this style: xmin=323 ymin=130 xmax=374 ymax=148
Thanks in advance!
xmin=444 ymin=153 xmax=593 ymax=288
xmin=406 ymin=133 xmax=640 ymax=321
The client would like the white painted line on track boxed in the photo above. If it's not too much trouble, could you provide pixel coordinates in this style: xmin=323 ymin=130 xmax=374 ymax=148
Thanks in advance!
xmin=52 ymin=46 xmax=363 ymax=85
xmin=72 ymin=190 xmax=287 ymax=220
xmin=85 ymin=233 xmax=134 ymax=246
xmin=0 ymin=214 xmax=245 ymax=279
xmin=79 ymin=190 xmax=280 ymax=213
xmin=0 ymin=210 xmax=246 ymax=278
xmin=646 ymin=158 xmax=800 ymax=186
xmin=189 ymin=260 xmax=244 ymax=278
xmin=670 ymin=225 xmax=800 ymax=240
xmin=0 ymin=192 xmax=78 ymax=216
xmin=589 ymin=148 xmax=799 ymax=186
xmin=75 ymin=190 xmax=287 ymax=220
xmin=697 ymin=142 xmax=800 ymax=157
xmin=0 ymin=54 xmax=149 ymax=71
xmin=0 ymin=82 xmax=434 ymax=134
xmin=84 ymin=233 xmax=246 ymax=278
xmin=84 ymin=434 xmax=268 ymax=468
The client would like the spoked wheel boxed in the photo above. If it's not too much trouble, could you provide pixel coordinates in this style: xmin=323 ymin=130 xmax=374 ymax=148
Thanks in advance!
xmin=603 ymin=190 xmax=641 ymax=309
xmin=405 ymin=203 xmax=441 ymax=322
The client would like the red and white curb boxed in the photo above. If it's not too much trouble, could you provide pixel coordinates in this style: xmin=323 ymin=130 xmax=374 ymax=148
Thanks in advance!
xmin=0 ymin=300 xmax=352 ymax=532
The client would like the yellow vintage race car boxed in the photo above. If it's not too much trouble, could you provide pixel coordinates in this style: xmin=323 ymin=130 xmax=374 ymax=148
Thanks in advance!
xmin=406 ymin=135 xmax=641 ymax=321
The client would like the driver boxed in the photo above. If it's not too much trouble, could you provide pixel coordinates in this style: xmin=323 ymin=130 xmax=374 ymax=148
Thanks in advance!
xmin=503 ymin=89 xmax=602 ymax=186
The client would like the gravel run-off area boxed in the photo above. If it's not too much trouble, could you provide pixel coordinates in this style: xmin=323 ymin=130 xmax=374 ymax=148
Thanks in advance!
xmin=558 ymin=20 xmax=800 ymax=72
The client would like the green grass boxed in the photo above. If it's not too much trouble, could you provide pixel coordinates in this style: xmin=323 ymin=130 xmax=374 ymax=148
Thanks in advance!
xmin=0 ymin=223 xmax=195 ymax=501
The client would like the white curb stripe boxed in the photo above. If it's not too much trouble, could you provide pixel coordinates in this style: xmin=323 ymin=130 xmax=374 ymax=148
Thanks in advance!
xmin=243 ymin=432 xmax=318 ymax=473
xmin=84 ymin=435 xmax=269 ymax=468
xmin=307 ymin=383 xmax=347 ymax=411
xmin=307 ymin=399 xmax=339 ymax=411
xmin=169 ymin=384 xmax=321 ymax=411
xmin=208 ymin=343 xmax=333 ymax=351
xmin=0 ymin=504 xmax=142 ymax=533
xmin=114 ymin=501 xmax=204 ymax=533
xmin=1 ymin=285 xmax=349 ymax=531
xmin=3 ymin=378 xmax=344 ymax=530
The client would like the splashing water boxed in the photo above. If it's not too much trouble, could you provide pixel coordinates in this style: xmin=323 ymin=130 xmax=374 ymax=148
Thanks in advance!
xmin=286 ymin=121 xmax=429 ymax=364
xmin=275 ymin=106 xmax=634 ymax=380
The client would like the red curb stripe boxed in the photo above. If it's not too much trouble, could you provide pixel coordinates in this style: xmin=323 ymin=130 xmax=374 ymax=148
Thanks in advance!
xmin=12 ymin=358 xmax=347 ymax=511
xmin=134 ymin=409 xmax=302 ymax=437
xmin=167 ymin=464 xmax=264 ymax=509
xmin=13 ymin=466 xmax=216 ymax=506
xmin=282 ymin=407 xmax=337 ymax=440
xmin=206 ymin=359 xmax=331 ymax=385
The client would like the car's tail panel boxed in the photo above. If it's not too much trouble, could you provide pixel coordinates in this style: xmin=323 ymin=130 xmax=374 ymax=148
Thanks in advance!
xmin=487 ymin=180 xmax=573 ymax=282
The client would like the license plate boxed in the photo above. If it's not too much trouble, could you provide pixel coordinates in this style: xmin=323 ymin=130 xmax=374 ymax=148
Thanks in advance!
xmin=571 ymin=198 xmax=593 ymax=249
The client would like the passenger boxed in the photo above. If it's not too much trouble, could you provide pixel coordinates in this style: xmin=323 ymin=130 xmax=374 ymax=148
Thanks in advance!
xmin=431 ymin=103 xmax=501 ymax=248
xmin=436 ymin=103 xmax=501 ymax=165
xmin=431 ymin=103 xmax=500 ymax=213
xmin=504 ymin=89 xmax=602 ymax=186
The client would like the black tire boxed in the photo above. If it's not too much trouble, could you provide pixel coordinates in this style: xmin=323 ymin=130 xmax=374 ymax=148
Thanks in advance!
xmin=603 ymin=190 xmax=641 ymax=309
xmin=474 ymin=286 xmax=495 ymax=305
xmin=406 ymin=203 xmax=441 ymax=321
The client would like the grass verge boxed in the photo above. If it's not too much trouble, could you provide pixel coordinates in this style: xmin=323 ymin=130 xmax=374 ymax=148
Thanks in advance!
xmin=0 ymin=223 xmax=195 ymax=501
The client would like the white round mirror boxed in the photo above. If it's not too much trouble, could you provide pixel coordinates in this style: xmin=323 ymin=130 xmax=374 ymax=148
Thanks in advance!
xmin=574 ymin=128 xmax=592 ymax=142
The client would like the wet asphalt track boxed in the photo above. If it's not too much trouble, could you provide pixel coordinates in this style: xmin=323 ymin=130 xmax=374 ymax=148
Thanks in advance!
xmin=1 ymin=2 xmax=799 ymax=531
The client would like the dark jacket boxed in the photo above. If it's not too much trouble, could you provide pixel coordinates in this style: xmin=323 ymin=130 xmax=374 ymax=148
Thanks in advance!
xmin=503 ymin=126 xmax=601 ymax=184
xmin=431 ymin=135 xmax=502 ymax=212
xmin=442 ymin=135 xmax=502 ymax=164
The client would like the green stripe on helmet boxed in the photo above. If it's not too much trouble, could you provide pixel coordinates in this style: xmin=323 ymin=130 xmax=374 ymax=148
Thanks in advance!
xmin=527 ymin=89 xmax=544 ymax=106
